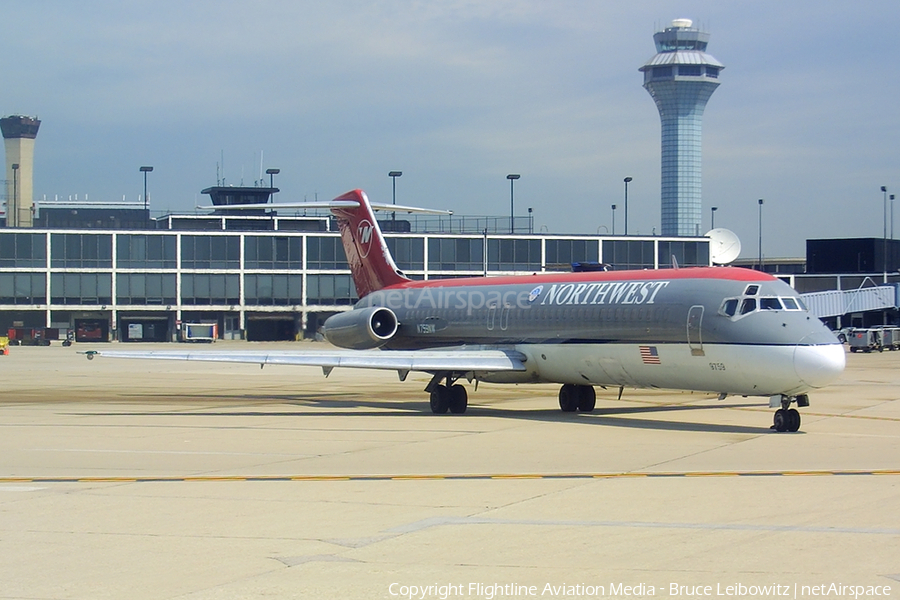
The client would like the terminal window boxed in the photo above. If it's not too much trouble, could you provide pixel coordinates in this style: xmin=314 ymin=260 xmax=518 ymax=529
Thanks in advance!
xmin=385 ymin=237 xmax=425 ymax=271
xmin=0 ymin=233 xmax=46 ymax=268
xmin=117 ymin=235 xmax=176 ymax=269
xmin=428 ymin=238 xmax=483 ymax=271
xmin=545 ymin=239 xmax=598 ymax=267
xmin=657 ymin=240 xmax=709 ymax=268
xmin=488 ymin=238 xmax=541 ymax=271
xmin=181 ymin=274 xmax=239 ymax=305
xmin=245 ymin=236 xmax=303 ymax=270
xmin=50 ymin=273 xmax=112 ymax=305
xmin=50 ymin=233 xmax=112 ymax=269
xmin=244 ymin=274 xmax=302 ymax=306
xmin=181 ymin=236 xmax=240 ymax=270
xmin=306 ymin=274 xmax=356 ymax=305
xmin=116 ymin=273 xmax=177 ymax=305
xmin=306 ymin=236 xmax=349 ymax=270
xmin=0 ymin=272 xmax=46 ymax=304
xmin=602 ymin=240 xmax=655 ymax=270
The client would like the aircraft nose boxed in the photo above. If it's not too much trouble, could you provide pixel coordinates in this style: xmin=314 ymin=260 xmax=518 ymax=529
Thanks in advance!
xmin=793 ymin=341 xmax=845 ymax=389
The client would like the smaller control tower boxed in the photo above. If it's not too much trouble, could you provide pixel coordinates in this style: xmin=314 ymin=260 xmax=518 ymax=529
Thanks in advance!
xmin=1 ymin=115 xmax=41 ymax=227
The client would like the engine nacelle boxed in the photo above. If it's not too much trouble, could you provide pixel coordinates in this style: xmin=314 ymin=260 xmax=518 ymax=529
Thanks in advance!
xmin=322 ymin=307 xmax=399 ymax=350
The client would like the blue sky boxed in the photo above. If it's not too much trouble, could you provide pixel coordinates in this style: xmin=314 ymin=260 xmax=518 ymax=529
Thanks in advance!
xmin=2 ymin=1 xmax=899 ymax=259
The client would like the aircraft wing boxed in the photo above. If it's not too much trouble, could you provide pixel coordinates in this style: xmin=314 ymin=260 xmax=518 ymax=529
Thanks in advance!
xmin=82 ymin=347 xmax=526 ymax=374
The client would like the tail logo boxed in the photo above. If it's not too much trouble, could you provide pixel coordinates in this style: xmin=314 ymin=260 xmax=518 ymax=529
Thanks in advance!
xmin=357 ymin=219 xmax=375 ymax=258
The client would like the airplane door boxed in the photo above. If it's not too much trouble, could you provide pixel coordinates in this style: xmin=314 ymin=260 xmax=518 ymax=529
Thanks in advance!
xmin=687 ymin=305 xmax=704 ymax=356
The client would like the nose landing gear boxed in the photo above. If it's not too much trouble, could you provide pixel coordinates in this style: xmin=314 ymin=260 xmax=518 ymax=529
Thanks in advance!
xmin=773 ymin=408 xmax=800 ymax=432
xmin=770 ymin=394 xmax=808 ymax=432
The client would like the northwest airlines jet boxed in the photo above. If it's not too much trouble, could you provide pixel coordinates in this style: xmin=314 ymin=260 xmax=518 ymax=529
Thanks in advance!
xmin=87 ymin=190 xmax=845 ymax=432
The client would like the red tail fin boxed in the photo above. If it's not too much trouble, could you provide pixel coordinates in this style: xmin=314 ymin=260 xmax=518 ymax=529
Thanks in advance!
xmin=330 ymin=189 xmax=410 ymax=298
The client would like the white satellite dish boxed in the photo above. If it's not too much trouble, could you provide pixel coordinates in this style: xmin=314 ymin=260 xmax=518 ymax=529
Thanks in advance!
xmin=706 ymin=228 xmax=741 ymax=265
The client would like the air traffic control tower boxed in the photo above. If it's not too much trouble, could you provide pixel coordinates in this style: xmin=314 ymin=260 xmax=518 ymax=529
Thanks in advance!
xmin=1 ymin=115 xmax=41 ymax=228
xmin=640 ymin=19 xmax=723 ymax=237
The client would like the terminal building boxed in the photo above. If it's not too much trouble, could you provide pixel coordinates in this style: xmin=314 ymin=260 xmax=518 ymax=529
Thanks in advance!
xmin=2 ymin=188 xmax=896 ymax=343
xmin=0 ymin=187 xmax=715 ymax=342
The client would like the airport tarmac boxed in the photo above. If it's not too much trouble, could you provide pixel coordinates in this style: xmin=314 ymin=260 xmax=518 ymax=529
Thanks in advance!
xmin=0 ymin=342 xmax=898 ymax=600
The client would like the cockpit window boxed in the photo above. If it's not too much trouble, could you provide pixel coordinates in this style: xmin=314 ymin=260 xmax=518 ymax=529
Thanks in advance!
xmin=721 ymin=298 xmax=738 ymax=317
xmin=760 ymin=297 xmax=783 ymax=310
xmin=740 ymin=298 xmax=757 ymax=314
xmin=781 ymin=297 xmax=801 ymax=311
xmin=720 ymin=290 xmax=807 ymax=320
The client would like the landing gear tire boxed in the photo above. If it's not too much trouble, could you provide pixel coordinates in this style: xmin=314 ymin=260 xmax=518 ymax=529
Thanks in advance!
xmin=430 ymin=385 xmax=450 ymax=414
xmin=449 ymin=384 xmax=468 ymax=414
xmin=559 ymin=384 xmax=595 ymax=412
xmin=773 ymin=407 xmax=801 ymax=432
xmin=786 ymin=408 xmax=801 ymax=432
xmin=559 ymin=384 xmax=579 ymax=412
xmin=577 ymin=386 xmax=596 ymax=412
xmin=773 ymin=409 xmax=788 ymax=432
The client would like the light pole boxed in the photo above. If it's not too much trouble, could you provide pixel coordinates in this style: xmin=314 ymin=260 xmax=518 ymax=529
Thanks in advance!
xmin=507 ymin=174 xmax=520 ymax=233
xmin=711 ymin=206 xmax=718 ymax=230
xmin=140 ymin=166 xmax=153 ymax=213
xmin=757 ymin=198 xmax=764 ymax=271
xmin=611 ymin=204 xmax=616 ymax=235
xmin=890 ymin=194 xmax=894 ymax=240
xmin=10 ymin=163 xmax=18 ymax=227
xmin=881 ymin=186 xmax=888 ymax=281
xmin=892 ymin=194 xmax=896 ymax=277
xmin=389 ymin=171 xmax=402 ymax=222
xmin=266 ymin=168 xmax=280 ymax=189
xmin=623 ymin=177 xmax=633 ymax=235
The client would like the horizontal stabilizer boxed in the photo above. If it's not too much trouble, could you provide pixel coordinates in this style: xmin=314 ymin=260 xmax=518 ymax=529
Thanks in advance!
xmin=196 ymin=201 xmax=451 ymax=215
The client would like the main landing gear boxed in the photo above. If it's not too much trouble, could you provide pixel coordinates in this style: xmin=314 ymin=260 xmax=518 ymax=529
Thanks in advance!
xmin=558 ymin=384 xmax=596 ymax=413
xmin=426 ymin=372 xmax=468 ymax=414
xmin=771 ymin=394 xmax=808 ymax=432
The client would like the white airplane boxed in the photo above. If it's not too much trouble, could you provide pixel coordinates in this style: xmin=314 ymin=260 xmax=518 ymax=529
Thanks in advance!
xmin=85 ymin=189 xmax=845 ymax=431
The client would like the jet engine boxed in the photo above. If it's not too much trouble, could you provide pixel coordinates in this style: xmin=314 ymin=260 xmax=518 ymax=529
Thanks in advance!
xmin=322 ymin=307 xmax=399 ymax=350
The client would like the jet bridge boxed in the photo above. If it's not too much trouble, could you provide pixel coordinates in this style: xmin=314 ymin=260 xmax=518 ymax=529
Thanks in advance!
xmin=800 ymin=284 xmax=898 ymax=319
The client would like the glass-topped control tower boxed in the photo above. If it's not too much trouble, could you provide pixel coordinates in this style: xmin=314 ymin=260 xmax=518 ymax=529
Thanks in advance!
xmin=640 ymin=19 xmax=723 ymax=236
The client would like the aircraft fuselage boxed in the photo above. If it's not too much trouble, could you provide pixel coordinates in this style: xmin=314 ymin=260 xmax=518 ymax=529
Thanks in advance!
xmin=356 ymin=267 xmax=844 ymax=397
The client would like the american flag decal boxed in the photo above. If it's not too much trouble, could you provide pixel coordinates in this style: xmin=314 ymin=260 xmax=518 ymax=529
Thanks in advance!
xmin=639 ymin=346 xmax=661 ymax=364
